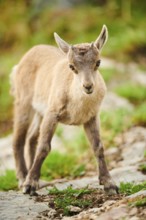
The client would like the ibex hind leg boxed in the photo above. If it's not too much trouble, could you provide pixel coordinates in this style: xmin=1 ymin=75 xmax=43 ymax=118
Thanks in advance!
xmin=13 ymin=103 xmax=31 ymax=188
xmin=25 ymin=113 xmax=42 ymax=171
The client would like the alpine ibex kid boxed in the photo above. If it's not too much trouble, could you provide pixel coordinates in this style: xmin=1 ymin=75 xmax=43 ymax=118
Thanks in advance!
xmin=10 ymin=25 xmax=118 ymax=195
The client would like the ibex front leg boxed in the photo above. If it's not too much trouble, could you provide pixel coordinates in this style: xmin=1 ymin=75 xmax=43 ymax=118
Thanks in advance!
xmin=84 ymin=117 xmax=118 ymax=195
xmin=23 ymin=112 xmax=58 ymax=196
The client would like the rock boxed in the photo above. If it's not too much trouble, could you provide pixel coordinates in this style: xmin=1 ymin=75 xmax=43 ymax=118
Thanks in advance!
xmin=101 ymin=92 xmax=133 ymax=111
xmin=51 ymin=176 xmax=102 ymax=191
xmin=129 ymin=217 xmax=140 ymax=220
xmin=63 ymin=205 xmax=128 ymax=220
xmin=47 ymin=208 xmax=57 ymax=219
xmin=129 ymin=207 xmax=138 ymax=216
xmin=118 ymin=127 xmax=146 ymax=166
xmin=122 ymin=127 xmax=146 ymax=144
xmin=130 ymin=70 xmax=146 ymax=86
xmin=126 ymin=190 xmax=146 ymax=200
xmin=110 ymin=165 xmax=146 ymax=186
xmin=93 ymin=205 xmax=128 ymax=220
xmin=66 ymin=205 xmax=81 ymax=213
xmin=105 ymin=147 xmax=119 ymax=156
xmin=0 ymin=191 xmax=49 ymax=220
xmin=103 ymin=200 xmax=116 ymax=207
xmin=121 ymin=141 xmax=146 ymax=166
xmin=0 ymin=135 xmax=15 ymax=174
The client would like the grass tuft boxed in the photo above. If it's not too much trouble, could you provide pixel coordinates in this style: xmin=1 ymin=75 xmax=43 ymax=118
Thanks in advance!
xmin=119 ymin=181 xmax=146 ymax=195
xmin=139 ymin=164 xmax=146 ymax=174
xmin=133 ymin=198 xmax=146 ymax=207
xmin=48 ymin=186 xmax=93 ymax=216
xmin=0 ymin=170 xmax=17 ymax=191
xmin=41 ymin=151 xmax=86 ymax=181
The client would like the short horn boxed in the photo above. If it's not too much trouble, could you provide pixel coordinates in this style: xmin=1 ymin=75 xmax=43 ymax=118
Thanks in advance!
xmin=91 ymin=42 xmax=94 ymax=48
xmin=71 ymin=45 xmax=75 ymax=51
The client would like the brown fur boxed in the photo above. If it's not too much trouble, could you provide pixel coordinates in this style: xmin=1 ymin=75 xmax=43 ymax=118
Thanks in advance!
xmin=11 ymin=25 xmax=118 ymax=195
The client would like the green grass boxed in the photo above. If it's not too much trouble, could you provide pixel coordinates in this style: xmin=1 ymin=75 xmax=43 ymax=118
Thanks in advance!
xmin=0 ymin=170 xmax=17 ymax=191
xmin=132 ymin=103 xmax=146 ymax=126
xmin=115 ymin=83 xmax=146 ymax=105
xmin=41 ymin=151 xmax=86 ymax=181
xmin=100 ymin=108 xmax=132 ymax=147
xmin=48 ymin=186 xmax=93 ymax=216
xmin=120 ymin=182 xmax=146 ymax=196
xmin=0 ymin=152 xmax=86 ymax=191
xmin=100 ymin=67 xmax=116 ymax=83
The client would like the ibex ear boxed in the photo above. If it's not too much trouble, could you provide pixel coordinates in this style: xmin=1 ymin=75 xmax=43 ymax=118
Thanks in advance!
xmin=94 ymin=25 xmax=108 ymax=51
xmin=54 ymin=32 xmax=70 ymax=54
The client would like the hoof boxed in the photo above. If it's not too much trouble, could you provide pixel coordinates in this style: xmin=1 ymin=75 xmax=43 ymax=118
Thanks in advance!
xmin=22 ymin=185 xmax=31 ymax=194
xmin=22 ymin=185 xmax=38 ymax=196
xmin=104 ymin=185 xmax=119 ymax=195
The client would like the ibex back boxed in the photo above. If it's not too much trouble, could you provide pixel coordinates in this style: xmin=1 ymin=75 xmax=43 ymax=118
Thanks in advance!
xmin=11 ymin=25 xmax=118 ymax=196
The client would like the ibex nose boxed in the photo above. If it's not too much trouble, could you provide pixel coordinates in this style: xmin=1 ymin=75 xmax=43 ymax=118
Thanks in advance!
xmin=83 ymin=83 xmax=93 ymax=94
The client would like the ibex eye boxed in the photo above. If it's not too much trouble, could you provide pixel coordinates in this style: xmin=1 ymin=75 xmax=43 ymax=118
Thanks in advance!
xmin=69 ymin=64 xmax=78 ymax=74
xmin=96 ymin=60 xmax=101 ymax=67
xmin=69 ymin=64 xmax=75 ymax=70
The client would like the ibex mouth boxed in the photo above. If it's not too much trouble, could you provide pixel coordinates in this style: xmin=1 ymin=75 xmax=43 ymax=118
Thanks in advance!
xmin=84 ymin=90 xmax=93 ymax=95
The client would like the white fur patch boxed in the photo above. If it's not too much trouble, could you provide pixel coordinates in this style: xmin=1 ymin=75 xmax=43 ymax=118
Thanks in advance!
xmin=32 ymin=101 xmax=47 ymax=116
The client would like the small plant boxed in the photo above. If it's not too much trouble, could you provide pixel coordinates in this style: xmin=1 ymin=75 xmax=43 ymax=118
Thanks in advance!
xmin=115 ymin=83 xmax=146 ymax=104
xmin=120 ymin=181 xmax=146 ymax=195
xmin=41 ymin=151 xmax=86 ymax=181
xmin=0 ymin=170 xmax=17 ymax=191
xmin=133 ymin=198 xmax=146 ymax=207
xmin=48 ymin=186 xmax=93 ymax=216
xmin=139 ymin=164 xmax=146 ymax=174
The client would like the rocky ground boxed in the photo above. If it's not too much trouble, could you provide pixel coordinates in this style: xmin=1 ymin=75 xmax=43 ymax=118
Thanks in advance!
xmin=0 ymin=119 xmax=146 ymax=220
xmin=0 ymin=59 xmax=146 ymax=220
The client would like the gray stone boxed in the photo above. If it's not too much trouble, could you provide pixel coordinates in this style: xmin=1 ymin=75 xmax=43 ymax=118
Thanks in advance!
xmin=96 ymin=205 xmax=128 ymax=220
xmin=130 ymin=70 xmax=146 ymax=86
xmin=0 ymin=191 xmax=49 ymax=220
xmin=126 ymin=190 xmax=146 ymax=199
xmin=110 ymin=165 xmax=146 ymax=186
xmin=121 ymin=141 xmax=146 ymax=166
xmin=0 ymin=135 xmax=15 ymax=174
xmin=66 ymin=205 xmax=81 ymax=213
xmin=49 ymin=176 xmax=102 ymax=191
xmin=101 ymin=92 xmax=133 ymax=111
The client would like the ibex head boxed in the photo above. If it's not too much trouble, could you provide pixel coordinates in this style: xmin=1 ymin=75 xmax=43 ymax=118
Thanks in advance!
xmin=54 ymin=25 xmax=108 ymax=95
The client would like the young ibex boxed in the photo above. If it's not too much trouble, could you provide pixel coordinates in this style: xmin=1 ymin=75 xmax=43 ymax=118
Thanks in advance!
xmin=11 ymin=25 xmax=118 ymax=196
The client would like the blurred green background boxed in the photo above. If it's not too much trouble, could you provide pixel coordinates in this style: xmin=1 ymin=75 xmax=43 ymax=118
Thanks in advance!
xmin=0 ymin=0 xmax=146 ymax=136
xmin=0 ymin=0 xmax=146 ymax=191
